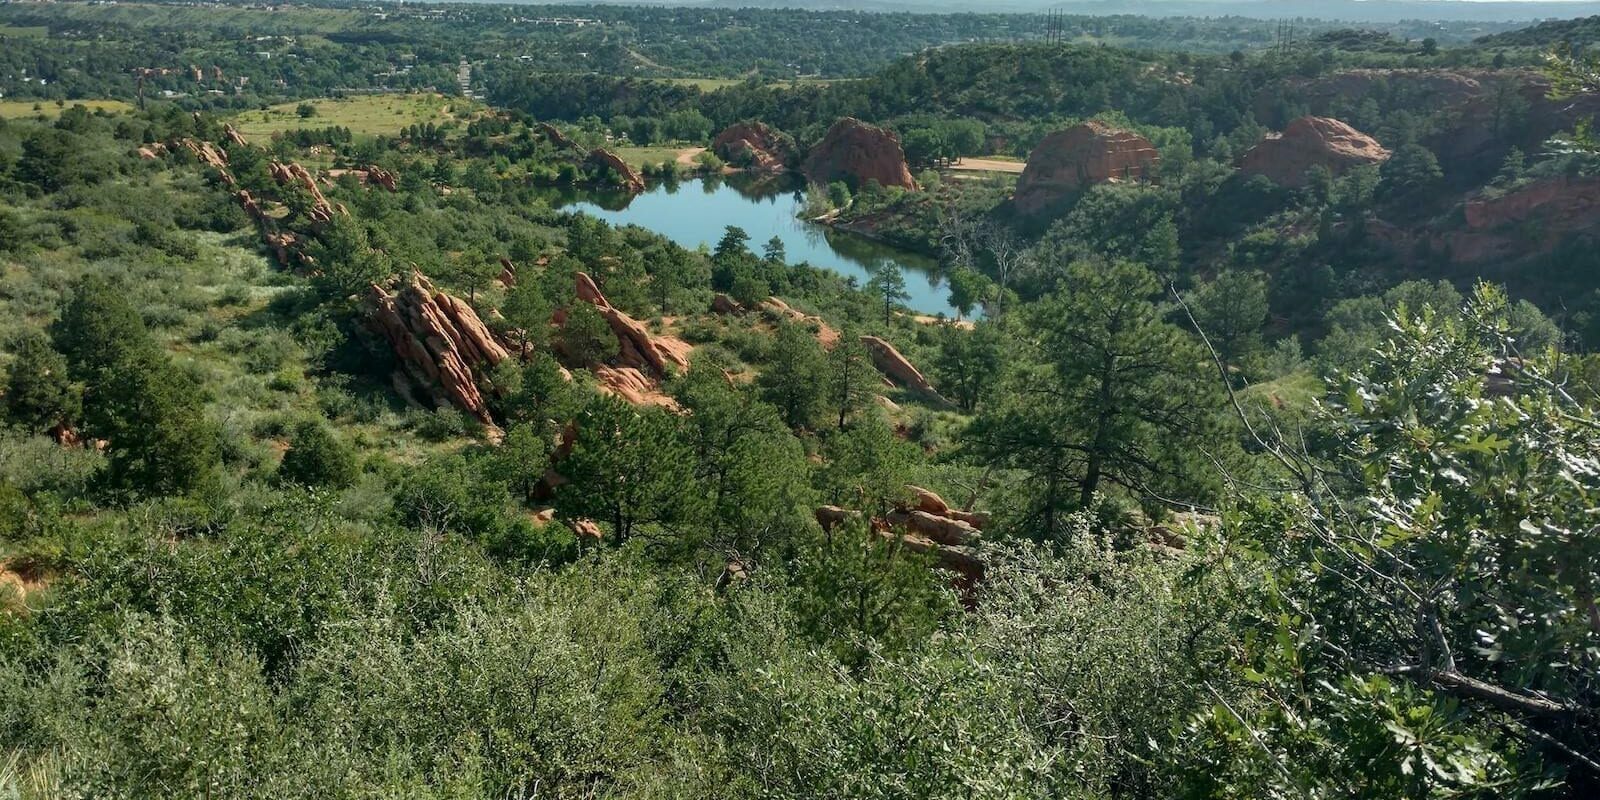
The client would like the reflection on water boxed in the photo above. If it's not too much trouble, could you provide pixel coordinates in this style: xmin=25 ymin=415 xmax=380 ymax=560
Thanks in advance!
xmin=534 ymin=175 xmax=959 ymax=317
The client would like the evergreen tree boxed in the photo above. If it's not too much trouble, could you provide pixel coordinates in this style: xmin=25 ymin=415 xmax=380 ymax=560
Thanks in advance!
xmin=2 ymin=331 xmax=81 ymax=435
xmin=501 ymin=276 xmax=553 ymax=358
xmin=967 ymin=261 xmax=1215 ymax=539
xmin=866 ymin=264 xmax=909 ymax=326
xmin=1188 ymin=269 xmax=1270 ymax=375
xmin=555 ymin=396 xmax=699 ymax=545
xmin=756 ymin=322 xmax=828 ymax=430
xmin=824 ymin=334 xmax=878 ymax=430
xmin=933 ymin=322 xmax=1005 ymax=412
xmin=558 ymin=301 xmax=619 ymax=367
xmin=278 ymin=419 xmax=358 ymax=489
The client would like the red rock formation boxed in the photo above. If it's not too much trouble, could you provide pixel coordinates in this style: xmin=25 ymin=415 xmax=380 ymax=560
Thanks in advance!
xmin=222 ymin=123 xmax=249 ymax=149
xmin=537 ymin=122 xmax=582 ymax=152
xmin=587 ymin=149 xmax=647 ymax=194
xmin=711 ymin=293 xmax=745 ymax=315
xmin=712 ymin=121 xmax=796 ymax=174
xmin=759 ymin=296 xmax=840 ymax=348
xmin=365 ymin=272 xmax=509 ymax=427
xmin=574 ymin=272 xmax=690 ymax=378
xmin=594 ymin=365 xmax=680 ymax=409
xmin=802 ymin=117 xmax=916 ymax=192
xmin=363 ymin=165 xmax=398 ymax=191
xmin=269 ymin=161 xmax=344 ymax=223
xmin=1238 ymin=116 xmax=1390 ymax=188
xmin=179 ymin=138 xmax=233 ymax=185
xmin=1013 ymin=121 xmax=1161 ymax=215
xmin=860 ymin=335 xmax=939 ymax=397
xmin=1464 ymin=176 xmax=1600 ymax=231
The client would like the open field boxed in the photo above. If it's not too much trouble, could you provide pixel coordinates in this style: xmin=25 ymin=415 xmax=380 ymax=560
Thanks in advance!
xmin=0 ymin=99 xmax=135 ymax=119
xmin=613 ymin=145 xmax=701 ymax=169
xmin=228 ymin=93 xmax=478 ymax=139
xmin=948 ymin=157 xmax=1026 ymax=174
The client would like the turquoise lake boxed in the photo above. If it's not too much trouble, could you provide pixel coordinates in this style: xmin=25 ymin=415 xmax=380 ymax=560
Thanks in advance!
xmin=536 ymin=175 xmax=960 ymax=317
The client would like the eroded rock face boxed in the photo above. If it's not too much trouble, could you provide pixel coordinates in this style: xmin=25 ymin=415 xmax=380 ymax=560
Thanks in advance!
xmin=574 ymin=272 xmax=690 ymax=379
xmin=860 ymin=335 xmax=939 ymax=397
xmin=366 ymin=272 xmax=509 ymax=426
xmin=587 ymin=149 xmax=647 ymax=193
xmin=1465 ymin=176 xmax=1600 ymax=231
xmin=1238 ymin=116 xmax=1390 ymax=188
xmin=1013 ymin=122 xmax=1161 ymax=215
xmin=803 ymin=117 xmax=916 ymax=191
xmin=712 ymin=121 xmax=796 ymax=174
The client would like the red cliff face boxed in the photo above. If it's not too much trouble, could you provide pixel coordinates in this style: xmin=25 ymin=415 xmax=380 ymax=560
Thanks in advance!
xmin=1238 ymin=116 xmax=1390 ymax=188
xmin=1013 ymin=121 xmax=1161 ymax=215
xmin=802 ymin=117 xmax=916 ymax=192
xmin=712 ymin=121 xmax=796 ymax=174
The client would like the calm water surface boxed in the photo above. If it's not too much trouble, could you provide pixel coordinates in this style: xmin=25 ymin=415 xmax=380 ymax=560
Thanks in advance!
xmin=536 ymin=175 xmax=960 ymax=317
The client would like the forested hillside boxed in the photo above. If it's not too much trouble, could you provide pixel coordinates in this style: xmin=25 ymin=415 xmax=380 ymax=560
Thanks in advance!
xmin=2 ymin=1 xmax=1599 ymax=798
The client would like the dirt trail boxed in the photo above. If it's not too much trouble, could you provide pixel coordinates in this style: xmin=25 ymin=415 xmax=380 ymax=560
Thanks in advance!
xmin=675 ymin=147 xmax=706 ymax=165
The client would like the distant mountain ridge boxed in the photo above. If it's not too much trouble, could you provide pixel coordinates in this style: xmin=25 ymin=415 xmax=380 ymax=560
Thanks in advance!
xmin=578 ymin=0 xmax=1600 ymax=25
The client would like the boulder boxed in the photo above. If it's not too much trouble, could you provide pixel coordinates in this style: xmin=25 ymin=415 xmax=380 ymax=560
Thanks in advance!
xmin=712 ymin=121 xmax=796 ymax=174
xmin=860 ymin=335 xmax=939 ymax=397
xmin=1237 ymin=116 xmax=1390 ymax=188
xmin=711 ymin=293 xmax=745 ymax=315
xmin=906 ymin=484 xmax=950 ymax=516
xmin=365 ymin=272 xmax=509 ymax=427
xmin=587 ymin=148 xmax=647 ymax=194
xmin=1013 ymin=121 xmax=1161 ymax=215
xmin=886 ymin=509 xmax=979 ymax=547
xmin=802 ymin=117 xmax=916 ymax=192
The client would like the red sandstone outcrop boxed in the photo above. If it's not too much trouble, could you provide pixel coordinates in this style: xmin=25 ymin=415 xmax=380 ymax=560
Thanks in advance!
xmin=1465 ymin=176 xmax=1600 ymax=231
xmin=711 ymin=293 xmax=744 ymax=315
xmin=179 ymin=138 xmax=232 ymax=184
xmin=759 ymin=296 xmax=840 ymax=348
xmin=1013 ymin=122 xmax=1161 ymax=215
xmin=363 ymin=165 xmax=398 ymax=191
xmin=803 ymin=117 xmax=916 ymax=191
xmin=587 ymin=149 xmax=647 ymax=193
xmin=593 ymin=364 xmax=679 ymax=409
xmin=366 ymin=272 xmax=509 ymax=427
xmin=269 ymin=161 xmax=345 ymax=223
xmin=816 ymin=491 xmax=986 ymax=586
xmin=860 ymin=335 xmax=939 ymax=397
xmin=574 ymin=272 xmax=690 ymax=379
xmin=222 ymin=123 xmax=249 ymax=149
xmin=1238 ymin=116 xmax=1390 ymax=188
xmin=712 ymin=121 xmax=796 ymax=174
xmin=537 ymin=122 xmax=582 ymax=152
